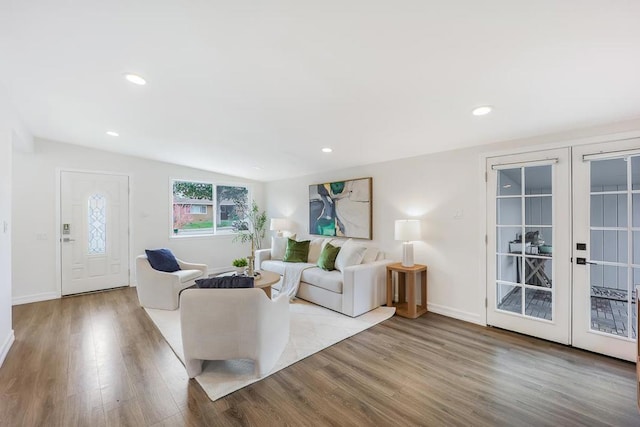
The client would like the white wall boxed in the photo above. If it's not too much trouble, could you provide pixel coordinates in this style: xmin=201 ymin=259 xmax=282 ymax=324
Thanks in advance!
xmin=12 ymin=139 xmax=265 ymax=304
xmin=265 ymin=118 xmax=640 ymax=325
xmin=0 ymin=85 xmax=33 ymax=366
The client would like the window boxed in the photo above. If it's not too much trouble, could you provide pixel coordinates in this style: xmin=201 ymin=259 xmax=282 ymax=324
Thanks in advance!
xmin=190 ymin=205 xmax=207 ymax=215
xmin=172 ymin=180 xmax=249 ymax=236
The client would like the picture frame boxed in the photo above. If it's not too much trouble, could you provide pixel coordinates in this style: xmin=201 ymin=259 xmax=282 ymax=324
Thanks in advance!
xmin=308 ymin=177 xmax=372 ymax=240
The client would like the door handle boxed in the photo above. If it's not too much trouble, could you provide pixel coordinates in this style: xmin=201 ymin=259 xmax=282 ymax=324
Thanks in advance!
xmin=576 ymin=257 xmax=597 ymax=265
xmin=62 ymin=238 xmax=76 ymax=242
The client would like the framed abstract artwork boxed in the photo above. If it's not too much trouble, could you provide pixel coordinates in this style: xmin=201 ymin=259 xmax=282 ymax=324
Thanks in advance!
xmin=309 ymin=177 xmax=372 ymax=240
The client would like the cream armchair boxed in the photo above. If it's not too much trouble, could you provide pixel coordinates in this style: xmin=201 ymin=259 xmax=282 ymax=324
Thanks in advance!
xmin=180 ymin=288 xmax=290 ymax=378
xmin=135 ymin=255 xmax=207 ymax=310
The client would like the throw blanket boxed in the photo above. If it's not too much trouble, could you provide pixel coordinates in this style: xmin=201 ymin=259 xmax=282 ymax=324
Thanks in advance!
xmin=279 ymin=263 xmax=314 ymax=299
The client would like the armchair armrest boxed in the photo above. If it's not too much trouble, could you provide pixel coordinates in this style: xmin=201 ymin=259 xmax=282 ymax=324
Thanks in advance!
xmin=255 ymin=249 xmax=272 ymax=270
xmin=176 ymin=258 xmax=207 ymax=275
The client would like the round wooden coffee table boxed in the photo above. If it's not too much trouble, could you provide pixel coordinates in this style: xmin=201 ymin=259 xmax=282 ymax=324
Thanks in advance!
xmin=253 ymin=270 xmax=281 ymax=299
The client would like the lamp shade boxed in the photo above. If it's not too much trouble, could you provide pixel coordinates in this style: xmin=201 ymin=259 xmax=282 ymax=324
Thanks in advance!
xmin=270 ymin=218 xmax=289 ymax=231
xmin=394 ymin=219 xmax=421 ymax=241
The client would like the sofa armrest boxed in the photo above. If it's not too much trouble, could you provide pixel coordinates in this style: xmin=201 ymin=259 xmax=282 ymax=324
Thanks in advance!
xmin=255 ymin=248 xmax=271 ymax=270
xmin=341 ymin=260 xmax=394 ymax=317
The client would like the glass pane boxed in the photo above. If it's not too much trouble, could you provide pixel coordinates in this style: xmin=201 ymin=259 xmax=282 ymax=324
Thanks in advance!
xmin=497 ymin=255 xmax=520 ymax=283
xmin=88 ymin=194 xmax=106 ymax=255
xmin=591 ymin=264 xmax=628 ymax=293
xmin=590 ymin=265 xmax=629 ymax=337
xmin=497 ymin=227 xmax=521 ymax=254
xmin=498 ymin=168 xmax=522 ymax=196
xmin=590 ymin=230 xmax=628 ymax=263
xmin=526 ymin=226 xmax=552 ymax=255
xmin=497 ymin=198 xmax=521 ymax=226
xmin=216 ymin=185 xmax=248 ymax=230
xmin=525 ymin=288 xmax=552 ymax=320
xmin=634 ymin=231 xmax=640 ymax=266
xmin=591 ymin=194 xmax=627 ymax=227
xmin=632 ymin=156 xmax=640 ymax=191
xmin=591 ymin=158 xmax=627 ymax=192
xmin=524 ymin=257 xmax=552 ymax=288
xmin=525 ymin=196 xmax=552 ymax=226
xmin=524 ymin=165 xmax=552 ymax=195
xmin=497 ymin=283 xmax=521 ymax=315
xmin=172 ymin=181 xmax=214 ymax=235
xmin=633 ymin=194 xmax=640 ymax=228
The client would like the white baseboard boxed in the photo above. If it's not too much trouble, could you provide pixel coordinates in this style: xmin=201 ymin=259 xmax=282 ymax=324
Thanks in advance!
xmin=427 ymin=302 xmax=485 ymax=326
xmin=0 ymin=329 xmax=15 ymax=368
xmin=12 ymin=292 xmax=59 ymax=306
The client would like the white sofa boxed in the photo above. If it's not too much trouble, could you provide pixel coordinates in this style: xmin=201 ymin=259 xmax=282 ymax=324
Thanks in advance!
xmin=255 ymin=238 xmax=392 ymax=317
xmin=135 ymin=255 xmax=207 ymax=310
xmin=180 ymin=288 xmax=290 ymax=378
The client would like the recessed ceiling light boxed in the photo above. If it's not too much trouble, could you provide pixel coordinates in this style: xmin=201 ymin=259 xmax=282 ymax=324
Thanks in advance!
xmin=106 ymin=131 xmax=119 ymax=137
xmin=253 ymin=165 xmax=262 ymax=170
xmin=472 ymin=105 xmax=493 ymax=116
xmin=322 ymin=147 xmax=333 ymax=153
xmin=124 ymin=73 xmax=147 ymax=85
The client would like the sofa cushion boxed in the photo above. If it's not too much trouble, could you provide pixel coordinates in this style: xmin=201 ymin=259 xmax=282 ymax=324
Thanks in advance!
xmin=362 ymin=246 xmax=379 ymax=264
xmin=271 ymin=234 xmax=296 ymax=260
xmin=317 ymin=242 xmax=341 ymax=271
xmin=145 ymin=248 xmax=181 ymax=272
xmin=334 ymin=239 xmax=366 ymax=272
xmin=301 ymin=267 xmax=343 ymax=294
xmin=284 ymin=238 xmax=310 ymax=263
xmin=307 ymin=237 xmax=329 ymax=264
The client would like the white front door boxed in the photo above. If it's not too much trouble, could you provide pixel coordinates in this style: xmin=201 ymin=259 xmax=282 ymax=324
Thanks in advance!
xmin=60 ymin=171 xmax=130 ymax=295
xmin=487 ymin=148 xmax=571 ymax=344
xmin=572 ymin=139 xmax=640 ymax=361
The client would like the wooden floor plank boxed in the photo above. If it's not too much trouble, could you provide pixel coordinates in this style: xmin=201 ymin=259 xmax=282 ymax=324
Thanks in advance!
xmin=1 ymin=287 xmax=639 ymax=426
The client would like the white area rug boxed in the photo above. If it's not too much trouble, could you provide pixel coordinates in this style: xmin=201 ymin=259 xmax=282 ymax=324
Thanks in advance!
xmin=145 ymin=299 xmax=395 ymax=401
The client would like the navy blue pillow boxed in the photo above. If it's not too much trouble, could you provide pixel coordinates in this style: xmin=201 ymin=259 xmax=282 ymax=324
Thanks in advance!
xmin=145 ymin=249 xmax=181 ymax=273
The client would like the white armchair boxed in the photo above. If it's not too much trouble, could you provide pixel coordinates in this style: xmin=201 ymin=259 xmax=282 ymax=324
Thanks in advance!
xmin=180 ymin=288 xmax=290 ymax=378
xmin=135 ymin=255 xmax=207 ymax=310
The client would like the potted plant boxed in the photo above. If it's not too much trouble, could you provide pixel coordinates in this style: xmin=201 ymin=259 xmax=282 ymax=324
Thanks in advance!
xmin=232 ymin=258 xmax=248 ymax=273
xmin=232 ymin=199 xmax=267 ymax=250
xmin=232 ymin=199 xmax=267 ymax=275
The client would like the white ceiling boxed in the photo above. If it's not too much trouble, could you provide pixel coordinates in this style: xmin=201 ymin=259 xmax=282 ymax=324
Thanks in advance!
xmin=1 ymin=1 xmax=639 ymax=182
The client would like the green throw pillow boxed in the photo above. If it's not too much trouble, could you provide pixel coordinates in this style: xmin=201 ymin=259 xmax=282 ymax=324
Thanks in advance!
xmin=283 ymin=238 xmax=310 ymax=263
xmin=317 ymin=243 xmax=341 ymax=271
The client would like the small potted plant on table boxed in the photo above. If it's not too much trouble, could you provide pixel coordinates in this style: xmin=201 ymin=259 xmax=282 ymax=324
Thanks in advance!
xmin=232 ymin=258 xmax=248 ymax=274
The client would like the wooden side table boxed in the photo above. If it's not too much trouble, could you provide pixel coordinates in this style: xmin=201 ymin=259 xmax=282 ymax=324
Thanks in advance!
xmin=386 ymin=262 xmax=427 ymax=319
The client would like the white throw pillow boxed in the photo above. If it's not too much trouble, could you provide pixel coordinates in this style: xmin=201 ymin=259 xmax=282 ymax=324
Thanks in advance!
xmin=361 ymin=246 xmax=379 ymax=264
xmin=271 ymin=234 xmax=296 ymax=260
xmin=334 ymin=239 xmax=367 ymax=272
xmin=307 ymin=237 xmax=329 ymax=264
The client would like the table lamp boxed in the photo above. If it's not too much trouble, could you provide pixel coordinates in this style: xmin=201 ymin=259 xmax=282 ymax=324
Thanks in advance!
xmin=395 ymin=219 xmax=421 ymax=267
xmin=270 ymin=218 xmax=289 ymax=237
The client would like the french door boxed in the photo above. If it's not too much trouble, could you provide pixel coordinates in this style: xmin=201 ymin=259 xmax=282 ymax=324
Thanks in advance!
xmin=487 ymin=148 xmax=571 ymax=344
xmin=487 ymin=140 xmax=640 ymax=361
xmin=60 ymin=171 xmax=130 ymax=295
xmin=572 ymin=139 xmax=640 ymax=361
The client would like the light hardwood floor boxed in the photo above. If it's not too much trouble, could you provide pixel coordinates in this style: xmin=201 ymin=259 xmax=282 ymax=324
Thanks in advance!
xmin=1 ymin=287 xmax=639 ymax=426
